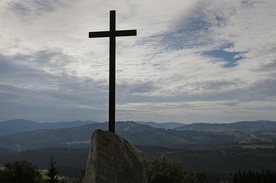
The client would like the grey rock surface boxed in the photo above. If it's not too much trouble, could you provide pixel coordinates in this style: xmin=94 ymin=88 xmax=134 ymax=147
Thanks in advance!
xmin=82 ymin=129 xmax=148 ymax=183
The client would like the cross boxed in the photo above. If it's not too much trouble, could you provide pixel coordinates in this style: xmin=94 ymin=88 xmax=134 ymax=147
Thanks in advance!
xmin=88 ymin=10 xmax=137 ymax=133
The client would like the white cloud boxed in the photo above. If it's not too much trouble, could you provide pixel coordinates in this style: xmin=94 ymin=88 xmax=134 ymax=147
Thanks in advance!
xmin=0 ymin=0 xmax=275 ymax=123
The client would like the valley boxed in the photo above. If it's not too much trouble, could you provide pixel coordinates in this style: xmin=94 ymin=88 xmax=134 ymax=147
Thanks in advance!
xmin=0 ymin=120 xmax=276 ymax=182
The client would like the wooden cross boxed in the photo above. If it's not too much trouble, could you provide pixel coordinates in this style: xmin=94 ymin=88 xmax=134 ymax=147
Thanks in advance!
xmin=89 ymin=10 xmax=137 ymax=133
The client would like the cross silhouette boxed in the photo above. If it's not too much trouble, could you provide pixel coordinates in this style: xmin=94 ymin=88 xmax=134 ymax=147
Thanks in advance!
xmin=89 ymin=10 xmax=137 ymax=133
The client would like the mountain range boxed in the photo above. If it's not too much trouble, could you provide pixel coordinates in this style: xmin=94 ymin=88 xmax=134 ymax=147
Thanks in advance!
xmin=0 ymin=119 xmax=97 ymax=136
xmin=174 ymin=120 xmax=276 ymax=132
xmin=1 ymin=119 xmax=275 ymax=182
xmin=1 ymin=119 xmax=276 ymax=136
xmin=0 ymin=119 xmax=185 ymax=136
xmin=0 ymin=119 xmax=275 ymax=151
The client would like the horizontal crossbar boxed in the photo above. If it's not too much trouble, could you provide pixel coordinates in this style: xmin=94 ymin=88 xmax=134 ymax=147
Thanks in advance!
xmin=116 ymin=30 xmax=137 ymax=37
xmin=89 ymin=30 xmax=137 ymax=38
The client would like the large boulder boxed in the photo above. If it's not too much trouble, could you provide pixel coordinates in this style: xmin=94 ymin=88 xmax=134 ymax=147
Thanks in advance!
xmin=82 ymin=129 xmax=148 ymax=183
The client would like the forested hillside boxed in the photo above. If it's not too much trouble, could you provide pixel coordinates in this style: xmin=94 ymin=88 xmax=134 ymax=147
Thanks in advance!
xmin=1 ymin=121 xmax=276 ymax=151
xmin=1 ymin=120 xmax=275 ymax=182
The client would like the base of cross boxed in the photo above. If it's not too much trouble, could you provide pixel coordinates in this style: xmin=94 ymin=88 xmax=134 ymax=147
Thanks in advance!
xmin=109 ymin=120 xmax=115 ymax=133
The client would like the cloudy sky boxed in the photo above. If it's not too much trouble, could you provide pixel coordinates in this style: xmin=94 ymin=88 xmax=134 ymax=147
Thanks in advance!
xmin=0 ymin=0 xmax=275 ymax=123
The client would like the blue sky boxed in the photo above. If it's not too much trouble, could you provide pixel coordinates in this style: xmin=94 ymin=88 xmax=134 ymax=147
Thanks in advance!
xmin=0 ymin=0 xmax=276 ymax=123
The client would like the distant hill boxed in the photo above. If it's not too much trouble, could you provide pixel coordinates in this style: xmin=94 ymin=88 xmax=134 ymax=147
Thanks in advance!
xmin=0 ymin=121 xmax=206 ymax=150
xmin=1 ymin=120 xmax=276 ymax=151
xmin=1 ymin=121 xmax=275 ymax=151
xmin=174 ymin=120 xmax=276 ymax=132
xmin=136 ymin=121 xmax=185 ymax=129
xmin=0 ymin=119 xmax=98 ymax=136
xmin=0 ymin=119 xmax=184 ymax=136
xmin=0 ymin=122 xmax=107 ymax=151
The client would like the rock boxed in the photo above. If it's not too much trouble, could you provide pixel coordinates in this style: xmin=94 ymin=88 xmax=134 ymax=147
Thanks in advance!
xmin=82 ymin=129 xmax=148 ymax=183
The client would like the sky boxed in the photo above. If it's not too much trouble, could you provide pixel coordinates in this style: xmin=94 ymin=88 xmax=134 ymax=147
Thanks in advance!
xmin=0 ymin=0 xmax=276 ymax=123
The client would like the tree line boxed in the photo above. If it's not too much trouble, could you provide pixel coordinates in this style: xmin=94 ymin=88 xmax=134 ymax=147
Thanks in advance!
xmin=229 ymin=169 xmax=276 ymax=183
xmin=146 ymin=156 xmax=208 ymax=183
xmin=0 ymin=158 xmax=83 ymax=183
xmin=1 ymin=156 xmax=276 ymax=183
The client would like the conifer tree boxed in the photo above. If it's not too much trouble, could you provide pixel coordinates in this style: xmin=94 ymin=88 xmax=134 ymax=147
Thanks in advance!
xmin=45 ymin=157 xmax=59 ymax=183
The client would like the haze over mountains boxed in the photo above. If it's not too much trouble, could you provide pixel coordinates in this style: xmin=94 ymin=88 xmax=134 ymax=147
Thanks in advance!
xmin=0 ymin=119 xmax=275 ymax=151
xmin=174 ymin=120 xmax=276 ymax=132
xmin=1 ymin=119 xmax=276 ymax=136
xmin=0 ymin=119 xmax=98 ymax=136
xmin=0 ymin=119 xmax=185 ymax=136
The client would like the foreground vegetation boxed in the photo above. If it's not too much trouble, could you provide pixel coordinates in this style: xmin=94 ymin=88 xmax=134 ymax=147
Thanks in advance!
xmin=0 ymin=157 xmax=208 ymax=183
xmin=146 ymin=156 xmax=208 ymax=183
xmin=1 ymin=157 xmax=276 ymax=183
xmin=0 ymin=160 xmax=42 ymax=183
xmin=0 ymin=141 xmax=275 ymax=183
xmin=229 ymin=169 xmax=276 ymax=183
xmin=0 ymin=159 xmax=83 ymax=183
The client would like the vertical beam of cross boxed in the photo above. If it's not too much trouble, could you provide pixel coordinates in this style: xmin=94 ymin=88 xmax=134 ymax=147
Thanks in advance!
xmin=89 ymin=10 xmax=137 ymax=133
xmin=109 ymin=10 xmax=116 ymax=133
